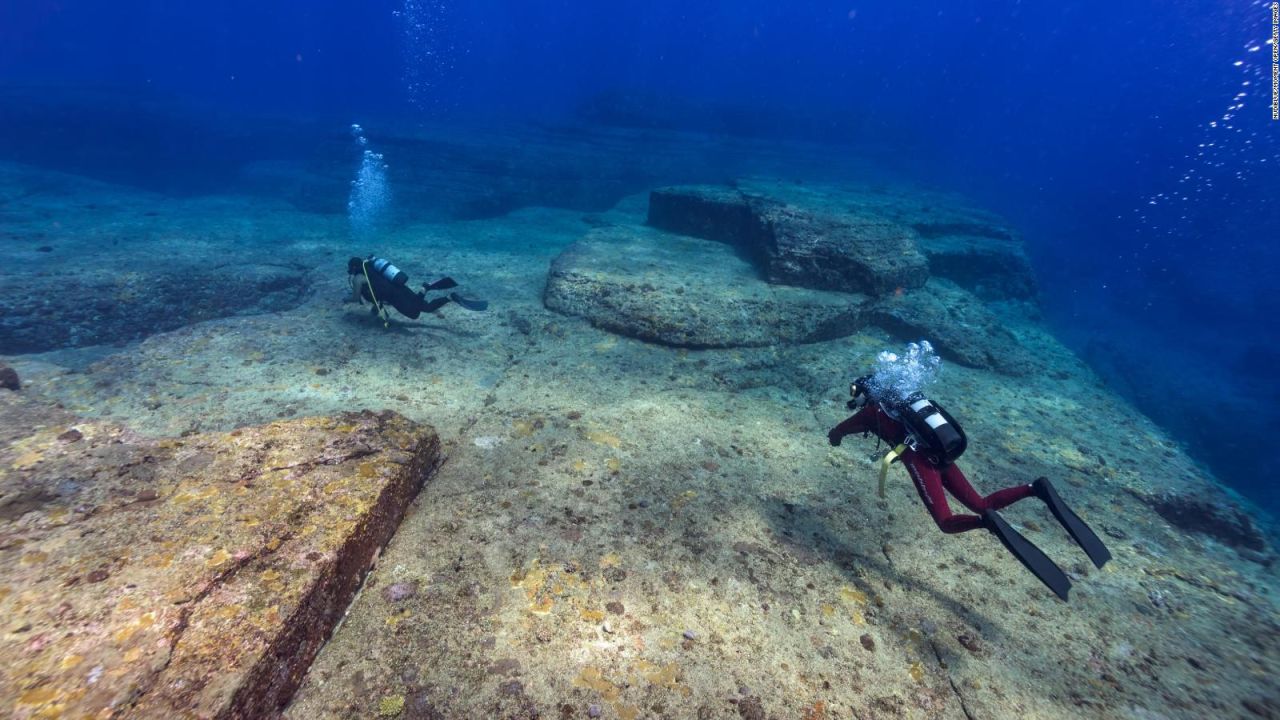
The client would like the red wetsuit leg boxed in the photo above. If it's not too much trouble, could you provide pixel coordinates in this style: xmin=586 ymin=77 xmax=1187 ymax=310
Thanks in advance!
xmin=902 ymin=451 xmax=984 ymax=533
xmin=940 ymin=464 xmax=1034 ymax=512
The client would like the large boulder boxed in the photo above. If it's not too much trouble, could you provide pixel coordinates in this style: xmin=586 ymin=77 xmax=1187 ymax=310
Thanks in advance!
xmin=747 ymin=198 xmax=929 ymax=295
xmin=916 ymin=233 xmax=1038 ymax=301
xmin=740 ymin=178 xmax=1038 ymax=301
xmin=544 ymin=225 xmax=869 ymax=348
xmin=647 ymin=180 xmax=1038 ymax=301
xmin=648 ymin=185 xmax=928 ymax=296
xmin=0 ymin=391 xmax=440 ymax=719
xmin=868 ymin=278 xmax=1037 ymax=375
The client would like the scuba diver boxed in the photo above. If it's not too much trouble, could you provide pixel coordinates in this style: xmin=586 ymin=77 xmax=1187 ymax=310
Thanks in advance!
xmin=347 ymin=255 xmax=488 ymax=327
xmin=827 ymin=342 xmax=1110 ymax=601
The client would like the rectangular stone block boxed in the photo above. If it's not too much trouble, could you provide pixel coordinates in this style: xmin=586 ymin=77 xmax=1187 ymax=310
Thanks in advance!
xmin=647 ymin=186 xmax=755 ymax=249
xmin=0 ymin=393 xmax=440 ymax=719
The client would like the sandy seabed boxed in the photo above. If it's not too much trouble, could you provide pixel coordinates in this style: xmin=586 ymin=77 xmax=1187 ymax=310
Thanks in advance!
xmin=2 ymin=149 xmax=1276 ymax=720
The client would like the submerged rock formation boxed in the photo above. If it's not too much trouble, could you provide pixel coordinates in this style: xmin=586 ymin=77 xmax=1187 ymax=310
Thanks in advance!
xmin=649 ymin=185 xmax=929 ymax=296
xmin=544 ymin=225 xmax=869 ymax=348
xmin=649 ymin=180 xmax=1038 ymax=302
xmin=549 ymin=179 xmax=1039 ymax=370
xmin=0 ymin=363 xmax=18 ymax=391
xmin=0 ymin=263 xmax=308 ymax=353
xmin=0 ymin=391 xmax=440 ymax=718
xmin=869 ymin=279 xmax=1038 ymax=375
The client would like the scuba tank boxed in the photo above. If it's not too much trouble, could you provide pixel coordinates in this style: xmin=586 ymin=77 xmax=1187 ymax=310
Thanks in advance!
xmin=894 ymin=393 xmax=967 ymax=466
xmin=369 ymin=256 xmax=407 ymax=285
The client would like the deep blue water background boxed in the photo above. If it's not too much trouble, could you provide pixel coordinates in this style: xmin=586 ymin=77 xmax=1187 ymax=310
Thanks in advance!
xmin=2 ymin=0 xmax=1277 ymax=511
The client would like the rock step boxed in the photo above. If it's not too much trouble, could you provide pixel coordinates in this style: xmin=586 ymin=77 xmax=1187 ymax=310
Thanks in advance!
xmin=647 ymin=180 xmax=1037 ymax=301
xmin=869 ymin=278 xmax=1038 ymax=375
xmin=0 ymin=263 xmax=309 ymax=354
xmin=648 ymin=185 xmax=928 ymax=296
xmin=544 ymin=225 xmax=869 ymax=348
xmin=0 ymin=392 xmax=440 ymax=719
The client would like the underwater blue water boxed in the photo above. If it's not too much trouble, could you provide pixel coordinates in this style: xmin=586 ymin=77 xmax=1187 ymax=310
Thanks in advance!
xmin=1 ymin=0 xmax=1277 ymax=510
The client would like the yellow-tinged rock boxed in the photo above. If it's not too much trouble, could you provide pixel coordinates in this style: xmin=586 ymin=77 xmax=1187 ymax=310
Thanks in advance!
xmin=20 ymin=550 xmax=49 ymax=565
xmin=671 ymin=490 xmax=696 ymax=509
xmin=574 ymin=667 xmax=622 ymax=702
xmin=0 ymin=392 xmax=441 ymax=720
xmin=13 ymin=450 xmax=43 ymax=468
xmin=206 ymin=548 xmax=232 ymax=567
xmin=840 ymin=586 xmax=868 ymax=604
xmin=585 ymin=429 xmax=622 ymax=448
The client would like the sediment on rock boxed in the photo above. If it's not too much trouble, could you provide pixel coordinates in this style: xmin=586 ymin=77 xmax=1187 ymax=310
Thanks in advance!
xmin=0 ymin=391 xmax=440 ymax=719
xmin=868 ymin=278 xmax=1037 ymax=375
xmin=544 ymin=225 xmax=869 ymax=348
xmin=648 ymin=185 xmax=928 ymax=295
xmin=1142 ymin=490 xmax=1269 ymax=553
xmin=0 ymin=263 xmax=309 ymax=353
xmin=647 ymin=180 xmax=1038 ymax=301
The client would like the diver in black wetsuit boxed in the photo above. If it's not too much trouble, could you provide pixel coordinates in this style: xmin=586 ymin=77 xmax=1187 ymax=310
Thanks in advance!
xmin=347 ymin=256 xmax=487 ymax=326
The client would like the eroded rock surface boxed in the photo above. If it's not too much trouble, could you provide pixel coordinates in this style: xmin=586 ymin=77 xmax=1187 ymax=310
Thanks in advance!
xmin=544 ymin=225 xmax=869 ymax=348
xmin=0 ymin=391 xmax=439 ymax=719
xmin=648 ymin=180 xmax=1037 ymax=301
xmin=649 ymin=185 xmax=928 ymax=296
xmin=1142 ymin=490 xmax=1268 ymax=553
xmin=869 ymin=279 xmax=1038 ymax=375
xmin=0 ymin=263 xmax=307 ymax=353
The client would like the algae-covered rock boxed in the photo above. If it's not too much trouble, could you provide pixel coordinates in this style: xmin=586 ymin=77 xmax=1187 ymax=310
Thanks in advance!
xmin=648 ymin=180 xmax=1038 ymax=301
xmin=646 ymin=184 xmax=754 ymax=247
xmin=0 ymin=391 xmax=440 ymax=719
xmin=868 ymin=278 xmax=1037 ymax=375
xmin=649 ymin=185 xmax=929 ymax=296
xmin=1142 ymin=490 xmax=1269 ymax=553
xmin=747 ymin=197 xmax=929 ymax=295
xmin=0 ymin=263 xmax=307 ymax=353
xmin=544 ymin=225 xmax=869 ymax=348
xmin=916 ymin=232 xmax=1038 ymax=300
xmin=0 ymin=363 xmax=18 ymax=391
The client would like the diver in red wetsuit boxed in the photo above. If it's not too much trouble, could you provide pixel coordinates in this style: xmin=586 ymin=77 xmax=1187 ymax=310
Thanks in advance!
xmin=828 ymin=375 xmax=1110 ymax=601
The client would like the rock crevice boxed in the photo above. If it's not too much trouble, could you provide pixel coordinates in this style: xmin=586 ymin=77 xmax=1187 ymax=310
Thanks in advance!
xmin=0 ymin=392 xmax=440 ymax=719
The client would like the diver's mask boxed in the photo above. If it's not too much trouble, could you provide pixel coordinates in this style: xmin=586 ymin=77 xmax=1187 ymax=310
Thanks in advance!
xmin=846 ymin=375 xmax=872 ymax=410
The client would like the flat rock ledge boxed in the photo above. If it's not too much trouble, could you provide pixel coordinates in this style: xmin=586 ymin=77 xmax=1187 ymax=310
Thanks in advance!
xmin=869 ymin=278 xmax=1038 ymax=375
xmin=544 ymin=225 xmax=869 ymax=348
xmin=648 ymin=180 xmax=1037 ymax=301
xmin=649 ymin=185 xmax=928 ymax=296
xmin=0 ymin=263 xmax=308 ymax=354
xmin=0 ymin=391 xmax=440 ymax=719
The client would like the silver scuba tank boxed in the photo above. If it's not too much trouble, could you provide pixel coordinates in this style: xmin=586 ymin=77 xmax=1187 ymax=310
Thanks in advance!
xmin=896 ymin=393 xmax=967 ymax=466
xmin=369 ymin=257 xmax=407 ymax=285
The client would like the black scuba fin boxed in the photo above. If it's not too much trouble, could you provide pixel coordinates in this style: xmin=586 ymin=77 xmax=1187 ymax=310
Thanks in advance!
xmin=425 ymin=277 xmax=459 ymax=291
xmin=1033 ymin=477 xmax=1111 ymax=569
xmin=449 ymin=293 xmax=488 ymax=312
xmin=983 ymin=510 xmax=1072 ymax=601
